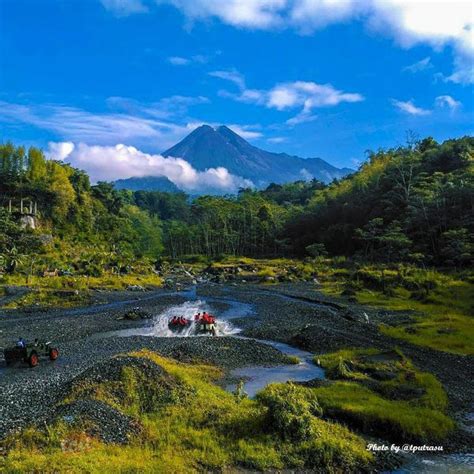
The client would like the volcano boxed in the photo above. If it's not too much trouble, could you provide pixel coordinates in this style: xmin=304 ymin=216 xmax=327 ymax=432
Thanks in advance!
xmin=163 ymin=125 xmax=352 ymax=187
xmin=114 ymin=125 xmax=352 ymax=192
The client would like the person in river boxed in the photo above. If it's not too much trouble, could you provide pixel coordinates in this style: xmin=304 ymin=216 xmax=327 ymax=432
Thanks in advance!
xmin=194 ymin=312 xmax=201 ymax=321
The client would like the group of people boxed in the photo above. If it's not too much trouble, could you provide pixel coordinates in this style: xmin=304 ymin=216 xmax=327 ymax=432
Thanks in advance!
xmin=194 ymin=312 xmax=215 ymax=324
xmin=169 ymin=316 xmax=189 ymax=326
xmin=169 ymin=312 xmax=216 ymax=326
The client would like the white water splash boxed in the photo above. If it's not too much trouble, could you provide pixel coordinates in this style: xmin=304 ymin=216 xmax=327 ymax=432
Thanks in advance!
xmin=148 ymin=300 xmax=240 ymax=338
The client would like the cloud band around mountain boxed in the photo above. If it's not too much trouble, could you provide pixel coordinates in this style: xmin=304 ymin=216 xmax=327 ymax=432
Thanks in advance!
xmin=48 ymin=142 xmax=254 ymax=193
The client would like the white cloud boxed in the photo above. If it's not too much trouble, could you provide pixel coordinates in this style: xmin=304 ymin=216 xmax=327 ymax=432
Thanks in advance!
xmin=0 ymin=99 xmax=209 ymax=150
xmin=168 ymin=54 xmax=209 ymax=66
xmin=168 ymin=56 xmax=191 ymax=66
xmin=286 ymin=110 xmax=318 ymax=126
xmin=435 ymin=95 xmax=461 ymax=110
xmin=211 ymin=71 xmax=363 ymax=121
xmin=392 ymin=99 xmax=431 ymax=116
xmin=268 ymin=81 xmax=364 ymax=109
xmin=107 ymin=95 xmax=209 ymax=119
xmin=444 ymin=51 xmax=474 ymax=84
xmin=124 ymin=0 xmax=473 ymax=83
xmin=47 ymin=142 xmax=253 ymax=192
xmin=226 ymin=124 xmax=262 ymax=139
xmin=48 ymin=142 xmax=75 ymax=161
xmin=290 ymin=0 xmax=361 ymax=32
xmin=403 ymin=56 xmax=432 ymax=73
xmin=267 ymin=136 xmax=287 ymax=143
xmin=101 ymin=0 xmax=148 ymax=15
xmin=209 ymin=70 xmax=246 ymax=89
xmin=299 ymin=168 xmax=313 ymax=180
xmin=155 ymin=0 xmax=286 ymax=29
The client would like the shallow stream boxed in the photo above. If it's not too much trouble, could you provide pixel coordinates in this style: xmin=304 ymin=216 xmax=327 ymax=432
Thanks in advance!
xmin=107 ymin=290 xmax=325 ymax=395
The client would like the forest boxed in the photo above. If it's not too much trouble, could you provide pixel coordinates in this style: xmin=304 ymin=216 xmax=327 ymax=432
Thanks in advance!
xmin=0 ymin=135 xmax=473 ymax=274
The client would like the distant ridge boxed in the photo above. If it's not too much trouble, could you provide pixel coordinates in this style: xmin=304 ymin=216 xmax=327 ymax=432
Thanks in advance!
xmin=163 ymin=125 xmax=352 ymax=186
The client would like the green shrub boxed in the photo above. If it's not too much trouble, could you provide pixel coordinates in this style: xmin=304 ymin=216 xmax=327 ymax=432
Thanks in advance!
xmin=284 ymin=355 xmax=300 ymax=365
xmin=257 ymin=383 xmax=322 ymax=441
xmin=1 ymin=351 xmax=374 ymax=472
xmin=179 ymin=254 xmax=210 ymax=264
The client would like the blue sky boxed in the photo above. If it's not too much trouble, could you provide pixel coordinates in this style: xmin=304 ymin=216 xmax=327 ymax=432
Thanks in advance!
xmin=0 ymin=0 xmax=473 ymax=188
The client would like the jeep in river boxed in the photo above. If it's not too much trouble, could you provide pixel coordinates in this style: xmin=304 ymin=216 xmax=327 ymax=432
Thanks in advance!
xmin=3 ymin=340 xmax=59 ymax=367
xmin=168 ymin=314 xmax=217 ymax=336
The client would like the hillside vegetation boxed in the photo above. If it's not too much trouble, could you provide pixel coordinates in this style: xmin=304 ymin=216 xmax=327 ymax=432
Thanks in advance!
xmin=138 ymin=135 xmax=473 ymax=265
xmin=1 ymin=136 xmax=472 ymax=266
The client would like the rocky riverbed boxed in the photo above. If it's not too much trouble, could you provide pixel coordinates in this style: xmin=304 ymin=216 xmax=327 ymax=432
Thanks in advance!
xmin=0 ymin=282 xmax=472 ymax=470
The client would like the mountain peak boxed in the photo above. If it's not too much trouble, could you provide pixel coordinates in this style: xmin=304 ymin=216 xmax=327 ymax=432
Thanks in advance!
xmin=192 ymin=124 xmax=215 ymax=134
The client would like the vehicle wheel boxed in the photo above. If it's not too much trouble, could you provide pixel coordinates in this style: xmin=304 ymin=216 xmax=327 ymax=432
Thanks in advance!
xmin=49 ymin=348 xmax=59 ymax=360
xmin=29 ymin=352 xmax=39 ymax=368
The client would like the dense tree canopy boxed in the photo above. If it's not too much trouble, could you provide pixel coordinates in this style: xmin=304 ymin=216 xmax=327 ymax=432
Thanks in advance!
xmin=283 ymin=136 xmax=473 ymax=264
xmin=1 ymin=135 xmax=472 ymax=268
xmin=0 ymin=144 xmax=163 ymax=268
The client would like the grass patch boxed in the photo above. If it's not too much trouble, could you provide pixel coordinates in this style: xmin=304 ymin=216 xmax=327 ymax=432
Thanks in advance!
xmin=1 ymin=273 xmax=163 ymax=309
xmin=284 ymin=355 xmax=301 ymax=365
xmin=0 ymin=350 xmax=373 ymax=473
xmin=314 ymin=382 xmax=453 ymax=442
xmin=314 ymin=348 xmax=454 ymax=442
xmin=317 ymin=263 xmax=474 ymax=355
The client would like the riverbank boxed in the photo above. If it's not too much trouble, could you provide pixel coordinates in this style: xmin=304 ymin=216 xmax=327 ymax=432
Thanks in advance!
xmin=0 ymin=282 xmax=472 ymax=472
xmin=4 ymin=257 xmax=471 ymax=356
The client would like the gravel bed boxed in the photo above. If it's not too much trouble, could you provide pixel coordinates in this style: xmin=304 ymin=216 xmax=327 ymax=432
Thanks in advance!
xmin=53 ymin=399 xmax=140 ymax=444
xmin=1 ymin=282 xmax=472 ymax=460
xmin=0 ymin=332 xmax=288 ymax=439
xmin=0 ymin=291 xmax=189 ymax=346
xmin=198 ymin=284 xmax=474 ymax=414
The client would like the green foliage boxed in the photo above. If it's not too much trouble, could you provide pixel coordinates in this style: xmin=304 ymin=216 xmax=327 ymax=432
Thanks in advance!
xmin=2 ymin=136 xmax=472 ymax=267
xmin=123 ymin=135 xmax=472 ymax=265
xmin=0 ymin=143 xmax=164 ymax=276
xmin=315 ymin=382 xmax=454 ymax=442
xmin=0 ymin=351 xmax=373 ymax=473
xmin=315 ymin=349 xmax=455 ymax=442
xmin=257 ymin=383 xmax=322 ymax=441
xmin=305 ymin=242 xmax=328 ymax=258
xmin=260 ymin=179 xmax=325 ymax=205
xmin=284 ymin=136 xmax=473 ymax=265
